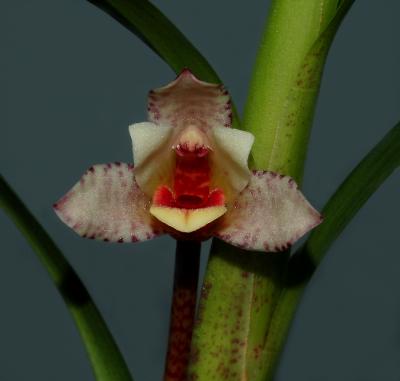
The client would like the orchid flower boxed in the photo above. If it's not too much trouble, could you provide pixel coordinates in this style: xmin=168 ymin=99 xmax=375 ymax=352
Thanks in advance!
xmin=54 ymin=69 xmax=322 ymax=252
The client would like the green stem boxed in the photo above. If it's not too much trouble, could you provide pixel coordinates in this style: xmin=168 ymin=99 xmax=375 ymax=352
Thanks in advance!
xmin=242 ymin=2 xmax=355 ymax=379
xmin=187 ymin=240 xmax=287 ymax=381
xmin=164 ymin=241 xmax=201 ymax=381
xmin=189 ymin=2 xmax=355 ymax=381
xmin=0 ymin=175 xmax=133 ymax=381
xmin=243 ymin=0 xmax=344 ymax=179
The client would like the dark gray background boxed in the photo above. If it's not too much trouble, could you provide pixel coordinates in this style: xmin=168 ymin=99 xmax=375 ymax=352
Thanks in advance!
xmin=1 ymin=1 xmax=400 ymax=380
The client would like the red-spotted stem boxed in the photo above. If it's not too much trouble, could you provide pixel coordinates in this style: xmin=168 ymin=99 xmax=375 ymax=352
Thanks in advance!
xmin=164 ymin=240 xmax=201 ymax=381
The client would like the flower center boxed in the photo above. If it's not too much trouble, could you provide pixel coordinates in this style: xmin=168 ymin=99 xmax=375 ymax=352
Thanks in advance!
xmin=149 ymin=127 xmax=227 ymax=233
xmin=152 ymin=146 xmax=225 ymax=208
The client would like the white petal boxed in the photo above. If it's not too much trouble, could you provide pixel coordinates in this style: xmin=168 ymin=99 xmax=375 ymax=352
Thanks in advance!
xmin=209 ymin=126 xmax=254 ymax=200
xmin=129 ymin=122 xmax=174 ymax=196
xmin=54 ymin=163 xmax=163 ymax=243
xmin=215 ymin=171 xmax=322 ymax=252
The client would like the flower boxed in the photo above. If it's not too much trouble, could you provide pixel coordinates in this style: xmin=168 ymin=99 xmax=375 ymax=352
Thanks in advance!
xmin=54 ymin=69 xmax=322 ymax=252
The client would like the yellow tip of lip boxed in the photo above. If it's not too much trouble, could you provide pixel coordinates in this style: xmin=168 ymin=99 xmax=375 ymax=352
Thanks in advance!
xmin=150 ymin=205 xmax=227 ymax=233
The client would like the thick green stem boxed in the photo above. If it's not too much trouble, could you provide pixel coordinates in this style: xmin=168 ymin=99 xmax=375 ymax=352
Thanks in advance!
xmin=242 ymin=2 xmax=355 ymax=380
xmin=190 ymin=2 xmax=354 ymax=381
xmin=0 ymin=175 xmax=133 ymax=381
xmin=243 ymin=0 xmax=340 ymax=179
xmin=164 ymin=241 xmax=201 ymax=381
xmin=188 ymin=240 xmax=286 ymax=381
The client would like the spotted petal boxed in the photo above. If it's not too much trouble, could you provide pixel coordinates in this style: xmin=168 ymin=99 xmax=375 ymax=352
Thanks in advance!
xmin=148 ymin=69 xmax=232 ymax=130
xmin=54 ymin=163 xmax=163 ymax=243
xmin=215 ymin=171 xmax=323 ymax=252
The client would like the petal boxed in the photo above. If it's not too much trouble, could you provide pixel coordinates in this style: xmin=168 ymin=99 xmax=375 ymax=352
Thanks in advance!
xmin=148 ymin=69 xmax=232 ymax=130
xmin=129 ymin=122 xmax=175 ymax=196
xmin=215 ymin=171 xmax=322 ymax=252
xmin=53 ymin=163 xmax=163 ymax=243
xmin=209 ymin=126 xmax=254 ymax=200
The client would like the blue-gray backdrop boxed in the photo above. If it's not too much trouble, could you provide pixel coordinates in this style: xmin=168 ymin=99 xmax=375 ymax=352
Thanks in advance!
xmin=2 ymin=1 xmax=400 ymax=380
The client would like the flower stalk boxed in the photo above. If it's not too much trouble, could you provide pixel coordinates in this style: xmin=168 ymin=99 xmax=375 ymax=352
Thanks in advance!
xmin=164 ymin=241 xmax=201 ymax=381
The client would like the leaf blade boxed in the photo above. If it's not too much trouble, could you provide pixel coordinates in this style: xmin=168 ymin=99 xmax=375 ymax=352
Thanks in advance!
xmin=304 ymin=121 xmax=400 ymax=265
xmin=264 ymin=121 xmax=400 ymax=380
xmin=87 ymin=0 xmax=240 ymax=127
xmin=88 ymin=0 xmax=217 ymax=82
xmin=0 ymin=175 xmax=134 ymax=381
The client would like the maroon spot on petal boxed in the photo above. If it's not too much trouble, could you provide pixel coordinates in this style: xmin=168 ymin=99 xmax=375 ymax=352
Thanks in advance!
xmin=131 ymin=235 xmax=139 ymax=243
xmin=107 ymin=163 xmax=112 ymax=168
xmin=82 ymin=233 xmax=87 ymax=238
xmin=89 ymin=234 xmax=96 ymax=239
xmin=88 ymin=166 xmax=95 ymax=173
xmin=64 ymin=215 xmax=73 ymax=224
xmin=103 ymin=238 xmax=109 ymax=242
xmin=115 ymin=161 xmax=121 ymax=166
xmin=117 ymin=237 xmax=124 ymax=243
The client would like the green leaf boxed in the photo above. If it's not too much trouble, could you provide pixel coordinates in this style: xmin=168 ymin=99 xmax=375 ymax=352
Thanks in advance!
xmin=263 ymin=121 xmax=400 ymax=380
xmin=298 ymin=121 xmax=400 ymax=269
xmin=0 ymin=175 xmax=133 ymax=381
xmin=87 ymin=0 xmax=240 ymax=127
